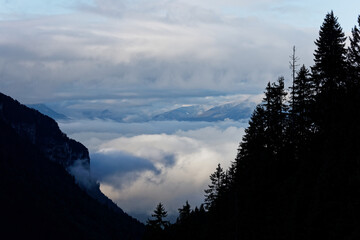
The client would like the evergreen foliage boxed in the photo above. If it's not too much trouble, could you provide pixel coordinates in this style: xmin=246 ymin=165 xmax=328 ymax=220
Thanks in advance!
xmin=290 ymin=65 xmax=315 ymax=154
xmin=263 ymin=77 xmax=288 ymax=155
xmin=144 ymin=203 xmax=170 ymax=239
xmin=160 ymin=11 xmax=360 ymax=240
xmin=204 ymin=163 xmax=226 ymax=210
xmin=348 ymin=15 xmax=360 ymax=81
xmin=146 ymin=202 xmax=169 ymax=230
xmin=177 ymin=201 xmax=191 ymax=224
xmin=312 ymin=11 xmax=347 ymax=91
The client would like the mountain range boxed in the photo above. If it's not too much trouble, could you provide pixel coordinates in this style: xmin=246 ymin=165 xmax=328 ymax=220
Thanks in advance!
xmin=28 ymin=101 xmax=254 ymax=122
xmin=27 ymin=103 xmax=69 ymax=120
xmin=153 ymin=103 xmax=253 ymax=122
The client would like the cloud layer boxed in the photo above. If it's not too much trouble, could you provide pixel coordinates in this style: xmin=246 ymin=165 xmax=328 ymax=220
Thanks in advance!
xmin=94 ymin=126 xmax=245 ymax=218
xmin=0 ymin=0 xmax=321 ymax=105
xmin=59 ymin=119 xmax=246 ymax=220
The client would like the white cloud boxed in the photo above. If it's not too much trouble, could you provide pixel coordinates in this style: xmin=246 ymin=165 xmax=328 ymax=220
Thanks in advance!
xmin=86 ymin=123 xmax=245 ymax=217
xmin=0 ymin=0 xmax=317 ymax=104
xmin=1 ymin=0 xmax=359 ymax=105
xmin=59 ymin=119 xmax=246 ymax=219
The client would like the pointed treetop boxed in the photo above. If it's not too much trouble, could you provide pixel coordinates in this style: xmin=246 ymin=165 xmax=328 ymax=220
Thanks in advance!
xmin=312 ymin=10 xmax=347 ymax=88
xmin=147 ymin=202 xmax=169 ymax=230
xmin=348 ymin=14 xmax=360 ymax=78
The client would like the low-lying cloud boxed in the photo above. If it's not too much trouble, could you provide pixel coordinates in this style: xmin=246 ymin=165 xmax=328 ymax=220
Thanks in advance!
xmin=91 ymin=150 xmax=161 ymax=182
xmin=60 ymin=120 xmax=245 ymax=220
xmin=68 ymin=158 xmax=98 ymax=190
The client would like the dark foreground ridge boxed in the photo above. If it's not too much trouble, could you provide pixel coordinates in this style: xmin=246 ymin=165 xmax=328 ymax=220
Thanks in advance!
xmin=0 ymin=92 xmax=144 ymax=239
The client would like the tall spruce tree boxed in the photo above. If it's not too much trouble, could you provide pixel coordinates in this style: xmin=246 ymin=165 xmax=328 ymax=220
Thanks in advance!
xmin=290 ymin=65 xmax=315 ymax=149
xmin=347 ymin=15 xmax=360 ymax=123
xmin=311 ymin=11 xmax=348 ymax=131
xmin=177 ymin=201 xmax=191 ymax=224
xmin=204 ymin=163 xmax=225 ymax=210
xmin=144 ymin=203 xmax=170 ymax=240
xmin=263 ymin=77 xmax=288 ymax=156
xmin=146 ymin=202 xmax=169 ymax=230
xmin=312 ymin=11 xmax=347 ymax=92
xmin=348 ymin=15 xmax=360 ymax=82
xmin=235 ymin=77 xmax=288 ymax=185
xmin=162 ymin=11 xmax=360 ymax=240
xmin=235 ymin=105 xmax=267 ymax=170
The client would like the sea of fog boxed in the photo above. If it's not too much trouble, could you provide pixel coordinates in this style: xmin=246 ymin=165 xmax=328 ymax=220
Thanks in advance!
xmin=59 ymin=119 xmax=248 ymax=222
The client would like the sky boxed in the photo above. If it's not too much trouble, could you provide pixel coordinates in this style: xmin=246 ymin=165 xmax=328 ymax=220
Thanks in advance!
xmin=1 ymin=0 xmax=359 ymax=105
xmin=1 ymin=0 xmax=360 ymax=221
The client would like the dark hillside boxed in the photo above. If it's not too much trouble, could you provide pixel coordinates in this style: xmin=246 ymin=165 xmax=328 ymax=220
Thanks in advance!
xmin=0 ymin=93 xmax=144 ymax=239
xmin=0 ymin=92 xmax=88 ymax=168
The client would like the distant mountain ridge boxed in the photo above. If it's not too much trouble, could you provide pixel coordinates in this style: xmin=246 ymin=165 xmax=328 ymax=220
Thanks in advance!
xmin=26 ymin=100 xmax=254 ymax=123
xmin=153 ymin=105 xmax=204 ymax=121
xmin=153 ymin=102 xmax=253 ymax=122
xmin=27 ymin=103 xmax=69 ymax=120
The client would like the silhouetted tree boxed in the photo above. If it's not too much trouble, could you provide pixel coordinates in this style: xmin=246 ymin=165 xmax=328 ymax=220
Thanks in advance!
xmin=290 ymin=65 xmax=315 ymax=151
xmin=177 ymin=201 xmax=191 ymax=224
xmin=235 ymin=105 xmax=267 ymax=174
xmin=204 ymin=164 xmax=225 ymax=210
xmin=310 ymin=11 xmax=348 ymax=133
xmin=312 ymin=11 xmax=347 ymax=92
xmin=263 ymin=77 xmax=288 ymax=155
xmin=348 ymin=15 xmax=360 ymax=81
xmin=162 ymin=11 xmax=360 ymax=240
xmin=146 ymin=202 xmax=169 ymax=230
xmin=144 ymin=203 xmax=170 ymax=240
xmin=289 ymin=45 xmax=300 ymax=110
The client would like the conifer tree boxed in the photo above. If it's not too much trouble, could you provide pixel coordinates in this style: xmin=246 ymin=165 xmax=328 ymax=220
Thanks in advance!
xmin=146 ymin=202 xmax=169 ymax=230
xmin=347 ymin=15 xmax=360 ymax=127
xmin=263 ymin=77 xmax=288 ymax=155
xmin=235 ymin=105 xmax=267 ymax=171
xmin=177 ymin=201 xmax=191 ymax=224
xmin=163 ymin=11 xmax=360 ymax=240
xmin=204 ymin=163 xmax=225 ymax=210
xmin=289 ymin=46 xmax=300 ymax=110
xmin=290 ymin=65 xmax=315 ymax=146
xmin=311 ymin=11 xmax=348 ymax=131
xmin=312 ymin=11 xmax=347 ymax=92
xmin=348 ymin=15 xmax=360 ymax=82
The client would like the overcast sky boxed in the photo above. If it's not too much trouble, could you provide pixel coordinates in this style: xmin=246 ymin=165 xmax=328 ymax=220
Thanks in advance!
xmin=1 ymin=0 xmax=359 ymax=105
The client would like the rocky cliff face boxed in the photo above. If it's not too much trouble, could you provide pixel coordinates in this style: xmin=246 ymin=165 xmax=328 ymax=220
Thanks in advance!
xmin=0 ymin=93 xmax=89 ymax=169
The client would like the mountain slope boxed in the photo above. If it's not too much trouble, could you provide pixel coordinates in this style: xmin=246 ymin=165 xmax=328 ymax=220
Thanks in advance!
xmin=197 ymin=103 xmax=253 ymax=121
xmin=27 ymin=103 xmax=69 ymax=120
xmin=153 ymin=103 xmax=253 ymax=122
xmin=0 ymin=92 xmax=144 ymax=239
xmin=153 ymin=105 xmax=203 ymax=121
xmin=1 ymin=93 xmax=88 ymax=168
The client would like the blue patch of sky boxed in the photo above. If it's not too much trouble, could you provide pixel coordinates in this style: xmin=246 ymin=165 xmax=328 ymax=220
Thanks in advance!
xmin=1 ymin=0 xmax=358 ymax=31
xmin=290 ymin=0 xmax=360 ymax=31
xmin=0 ymin=0 xmax=94 ymax=19
xmin=219 ymin=0 xmax=359 ymax=31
